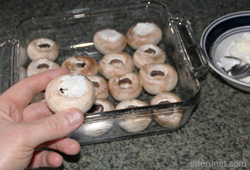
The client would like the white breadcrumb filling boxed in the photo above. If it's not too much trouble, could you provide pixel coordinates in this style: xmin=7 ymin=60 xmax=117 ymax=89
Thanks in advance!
xmin=218 ymin=57 xmax=240 ymax=72
xmin=228 ymin=32 xmax=250 ymax=63
xmin=217 ymin=32 xmax=250 ymax=83
xmin=98 ymin=29 xmax=122 ymax=42
xmin=133 ymin=22 xmax=156 ymax=36
xmin=59 ymin=75 xmax=89 ymax=97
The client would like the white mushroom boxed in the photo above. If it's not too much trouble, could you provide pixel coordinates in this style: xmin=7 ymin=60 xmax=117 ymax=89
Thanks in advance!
xmin=93 ymin=28 xmax=127 ymax=54
xmin=150 ymin=92 xmax=182 ymax=128
xmin=61 ymin=55 xmax=98 ymax=76
xmin=98 ymin=52 xmax=135 ymax=79
xmin=77 ymin=99 xmax=115 ymax=137
xmin=27 ymin=38 xmax=59 ymax=61
xmin=87 ymin=75 xmax=109 ymax=99
xmin=139 ymin=63 xmax=178 ymax=95
xmin=126 ymin=22 xmax=162 ymax=50
xmin=116 ymin=99 xmax=151 ymax=133
xmin=45 ymin=73 xmax=95 ymax=113
xmin=27 ymin=58 xmax=60 ymax=77
xmin=108 ymin=72 xmax=142 ymax=101
xmin=133 ymin=44 xmax=166 ymax=68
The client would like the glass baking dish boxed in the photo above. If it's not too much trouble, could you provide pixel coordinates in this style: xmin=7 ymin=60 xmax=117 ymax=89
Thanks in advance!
xmin=0 ymin=1 xmax=208 ymax=145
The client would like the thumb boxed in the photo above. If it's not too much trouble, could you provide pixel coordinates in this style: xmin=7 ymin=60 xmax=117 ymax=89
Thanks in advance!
xmin=27 ymin=108 xmax=84 ymax=147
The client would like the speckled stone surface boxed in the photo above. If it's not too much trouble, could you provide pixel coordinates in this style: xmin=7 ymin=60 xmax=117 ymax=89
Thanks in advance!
xmin=0 ymin=0 xmax=250 ymax=169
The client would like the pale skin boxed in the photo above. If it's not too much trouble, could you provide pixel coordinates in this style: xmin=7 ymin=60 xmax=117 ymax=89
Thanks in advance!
xmin=0 ymin=68 xmax=84 ymax=170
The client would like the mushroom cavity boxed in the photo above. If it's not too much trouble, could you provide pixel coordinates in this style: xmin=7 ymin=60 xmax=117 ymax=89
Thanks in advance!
xmin=109 ymin=59 xmax=124 ymax=67
xmin=118 ymin=78 xmax=132 ymax=88
xmin=38 ymin=43 xmax=51 ymax=48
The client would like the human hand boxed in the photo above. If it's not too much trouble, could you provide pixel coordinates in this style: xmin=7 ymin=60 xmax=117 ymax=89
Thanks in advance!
xmin=0 ymin=68 xmax=84 ymax=170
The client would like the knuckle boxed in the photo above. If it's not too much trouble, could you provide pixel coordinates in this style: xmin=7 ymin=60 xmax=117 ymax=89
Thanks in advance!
xmin=46 ymin=117 xmax=66 ymax=134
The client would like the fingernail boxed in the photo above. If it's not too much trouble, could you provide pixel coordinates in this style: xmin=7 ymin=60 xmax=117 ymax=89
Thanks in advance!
xmin=67 ymin=110 xmax=82 ymax=126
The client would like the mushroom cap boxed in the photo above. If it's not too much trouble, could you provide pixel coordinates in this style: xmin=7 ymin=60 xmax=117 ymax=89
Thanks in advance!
xmin=78 ymin=120 xmax=114 ymax=137
xmin=93 ymin=28 xmax=127 ymax=55
xmin=150 ymin=92 xmax=183 ymax=128
xmin=108 ymin=72 xmax=142 ymax=101
xmin=139 ymin=63 xmax=178 ymax=95
xmin=115 ymin=99 xmax=148 ymax=110
xmin=126 ymin=22 xmax=162 ymax=50
xmin=45 ymin=73 xmax=95 ymax=113
xmin=98 ymin=52 xmax=135 ymax=79
xmin=87 ymin=99 xmax=115 ymax=113
xmin=27 ymin=58 xmax=60 ymax=77
xmin=150 ymin=92 xmax=181 ymax=105
xmin=78 ymin=99 xmax=115 ymax=137
xmin=27 ymin=38 xmax=59 ymax=61
xmin=133 ymin=44 xmax=166 ymax=68
xmin=116 ymin=99 xmax=151 ymax=133
xmin=61 ymin=55 xmax=98 ymax=76
xmin=87 ymin=75 xmax=109 ymax=99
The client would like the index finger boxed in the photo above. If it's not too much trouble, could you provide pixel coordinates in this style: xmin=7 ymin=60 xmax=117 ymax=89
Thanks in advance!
xmin=0 ymin=68 xmax=69 ymax=110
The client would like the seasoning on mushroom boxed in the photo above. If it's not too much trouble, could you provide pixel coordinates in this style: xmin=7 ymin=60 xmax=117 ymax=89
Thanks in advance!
xmin=61 ymin=55 xmax=98 ymax=76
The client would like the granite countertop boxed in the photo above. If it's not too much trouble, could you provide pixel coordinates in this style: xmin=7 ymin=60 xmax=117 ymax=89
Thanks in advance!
xmin=0 ymin=0 xmax=249 ymax=169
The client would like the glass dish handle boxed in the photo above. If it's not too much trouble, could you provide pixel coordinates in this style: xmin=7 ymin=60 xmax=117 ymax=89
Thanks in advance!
xmin=0 ymin=39 xmax=19 ymax=94
xmin=169 ymin=17 xmax=208 ymax=79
